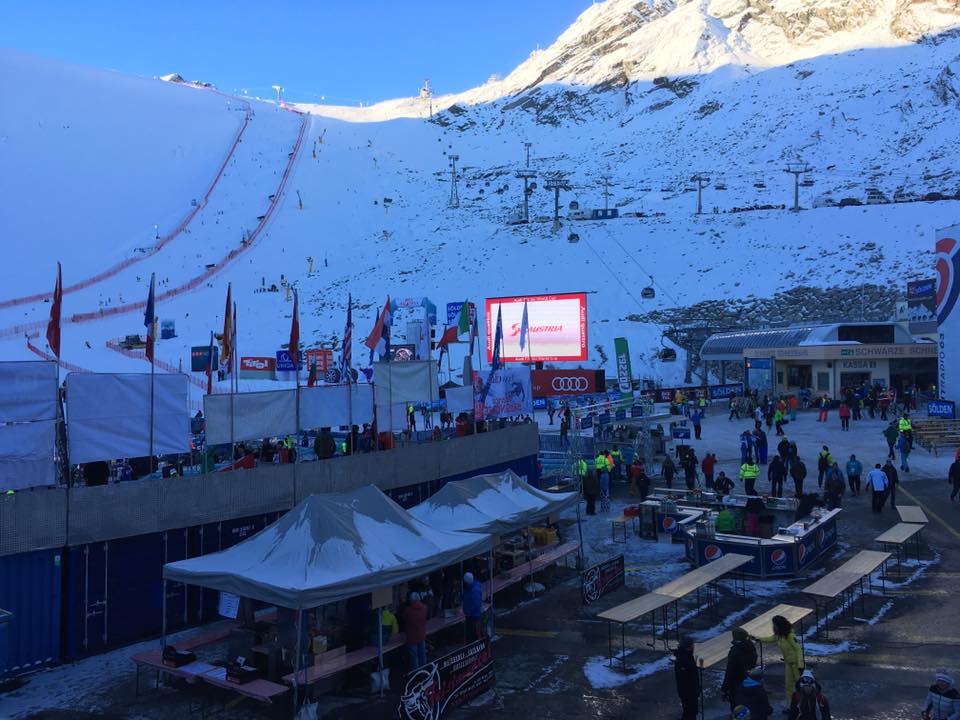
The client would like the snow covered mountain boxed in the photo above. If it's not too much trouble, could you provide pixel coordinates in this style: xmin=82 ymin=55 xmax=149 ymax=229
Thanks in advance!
xmin=2 ymin=0 xmax=960 ymax=403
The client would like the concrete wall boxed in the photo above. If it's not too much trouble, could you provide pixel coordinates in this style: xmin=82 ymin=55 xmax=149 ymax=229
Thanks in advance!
xmin=0 ymin=424 xmax=539 ymax=557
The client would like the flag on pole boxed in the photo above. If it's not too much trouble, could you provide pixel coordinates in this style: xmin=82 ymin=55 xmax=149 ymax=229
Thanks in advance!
xmin=289 ymin=290 xmax=300 ymax=370
xmin=205 ymin=330 xmax=215 ymax=395
xmin=46 ymin=262 xmax=62 ymax=358
xmin=144 ymin=273 xmax=156 ymax=364
xmin=220 ymin=284 xmax=232 ymax=373
xmin=457 ymin=300 xmax=471 ymax=336
xmin=437 ymin=324 xmax=458 ymax=350
xmin=341 ymin=293 xmax=353 ymax=383
xmin=469 ymin=314 xmax=479 ymax=356
xmin=364 ymin=295 xmax=392 ymax=360
xmin=519 ymin=301 xmax=529 ymax=352
xmin=479 ymin=306 xmax=503 ymax=404
xmin=231 ymin=302 xmax=237 ymax=373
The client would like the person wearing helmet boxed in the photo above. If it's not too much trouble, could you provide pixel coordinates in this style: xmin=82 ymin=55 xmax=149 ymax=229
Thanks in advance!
xmin=921 ymin=668 xmax=960 ymax=720
xmin=733 ymin=706 xmax=752 ymax=720
xmin=788 ymin=669 xmax=832 ymax=720
xmin=738 ymin=666 xmax=774 ymax=720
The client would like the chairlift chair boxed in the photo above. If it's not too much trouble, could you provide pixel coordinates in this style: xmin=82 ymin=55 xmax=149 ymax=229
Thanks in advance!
xmin=801 ymin=174 xmax=814 ymax=187
xmin=659 ymin=348 xmax=677 ymax=362
xmin=641 ymin=276 xmax=655 ymax=299
xmin=568 ymin=232 xmax=580 ymax=243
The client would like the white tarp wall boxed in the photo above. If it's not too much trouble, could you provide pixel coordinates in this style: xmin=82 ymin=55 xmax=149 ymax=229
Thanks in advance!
xmin=472 ymin=366 xmax=533 ymax=420
xmin=68 ymin=373 xmax=189 ymax=463
xmin=937 ymin=224 xmax=960 ymax=401
xmin=373 ymin=360 xmax=438 ymax=432
xmin=444 ymin=385 xmax=474 ymax=414
xmin=300 ymin=384 xmax=374 ymax=428
xmin=0 ymin=361 xmax=58 ymax=489
xmin=204 ymin=389 xmax=297 ymax=445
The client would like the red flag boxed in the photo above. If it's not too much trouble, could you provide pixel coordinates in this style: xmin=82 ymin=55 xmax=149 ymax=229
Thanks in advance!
xmin=220 ymin=284 xmax=232 ymax=373
xmin=437 ymin=324 xmax=458 ymax=350
xmin=205 ymin=330 xmax=215 ymax=394
xmin=289 ymin=290 xmax=300 ymax=370
xmin=46 ymin=262 xmax=62 ymax=358
xmin=364 ymin=296 xmax=391 ymax=354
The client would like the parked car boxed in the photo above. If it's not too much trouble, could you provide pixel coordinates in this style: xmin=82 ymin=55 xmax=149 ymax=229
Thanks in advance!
xmin=923 ymin=191 xmax=947 ymax=202
xmin=893 ymin=189 xmax=918 ymax=203
xmin=838 ymin=197 xmax=863 ymax=207
xmin=865 ymin=188 xmax=889 ymax=204
xmin=812 ymin=195 xmax=837 ymax=208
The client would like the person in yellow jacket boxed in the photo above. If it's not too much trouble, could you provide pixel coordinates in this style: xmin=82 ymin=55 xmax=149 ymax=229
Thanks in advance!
xmin=754 ymin=614 xmax=804 ymax=708
xmin=899 ymin=414 xmax=914 ymax=450
xmin=739 ymin=456 xmax=760 ymax=496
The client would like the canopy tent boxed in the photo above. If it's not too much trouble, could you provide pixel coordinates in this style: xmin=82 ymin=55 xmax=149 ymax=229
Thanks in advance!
xmin=163 ymin=485 xmax=491 ymax=610
xmin=409 ymin=470 xmax=578 ymax=536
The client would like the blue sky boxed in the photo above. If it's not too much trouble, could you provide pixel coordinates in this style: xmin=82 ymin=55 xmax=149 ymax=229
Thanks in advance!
xmin=2 ymin=0 xmax=591 ymax=104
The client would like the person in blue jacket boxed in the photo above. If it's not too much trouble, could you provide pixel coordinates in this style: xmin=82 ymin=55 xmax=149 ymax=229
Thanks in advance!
xmin=845 ymin=454 xmax=863 ymax=496
xmin=462 ymin=572 xmax=484 ymax=641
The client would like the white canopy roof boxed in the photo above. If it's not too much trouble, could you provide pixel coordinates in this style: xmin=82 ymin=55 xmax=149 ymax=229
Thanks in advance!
xmin=409 ymin=470 xmax=578 ymax=536
xmin=163 ymin=486 xmax=490 ymax=609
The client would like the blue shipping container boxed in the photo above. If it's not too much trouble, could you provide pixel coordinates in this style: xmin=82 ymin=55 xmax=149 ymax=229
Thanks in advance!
xmin=0 ymin=548 xmax=62 ymax=677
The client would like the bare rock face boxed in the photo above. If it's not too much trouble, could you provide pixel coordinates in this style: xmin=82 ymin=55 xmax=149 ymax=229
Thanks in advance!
xmin=931 ymin=57 xmax=960 ymax=106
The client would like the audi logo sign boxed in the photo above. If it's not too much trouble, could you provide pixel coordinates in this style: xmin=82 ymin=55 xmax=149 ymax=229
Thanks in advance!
xmin=552 ymin=376 xmax=589 ymax=391
xmin=531 ymin=369 xmax=604 ymax=397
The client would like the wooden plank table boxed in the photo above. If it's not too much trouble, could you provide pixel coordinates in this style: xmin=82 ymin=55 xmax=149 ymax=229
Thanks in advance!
xmin=876 ymin=523 xmax=925 ymax=569
xmin=802 ymin=550 xmax=890 ymax=636
xmin=897 ymin=505 xmax=929 ymax=524
xmin=695 ymin=631 xmax=733 ymax=670
xmin=695 ymin=604 xmax=812 ymax=671
xmin=655 ymin=554 xmax=752 ymax=599
xmin=490 ymin=541 xmax=579 ymax=594
xmin=598 ymin=592 xmax=675 ymax=667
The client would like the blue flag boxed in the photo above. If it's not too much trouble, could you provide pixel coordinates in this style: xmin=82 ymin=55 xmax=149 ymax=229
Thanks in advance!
xmin=519 ymin=301 xmax=529 ymax=352
xmin=144 ymin=273 xmax=156 ymax=364
xmin=480 ymin=306 xmax=503 ymax=404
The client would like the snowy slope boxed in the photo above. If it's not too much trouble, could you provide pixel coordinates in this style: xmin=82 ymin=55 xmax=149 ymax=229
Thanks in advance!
xmin=2 ymin=1 xmax=960 ymax=404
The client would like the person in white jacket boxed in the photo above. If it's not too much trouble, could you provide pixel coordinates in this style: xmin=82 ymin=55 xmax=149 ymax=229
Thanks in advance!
xmin=922 ymin=669 xmax=960 ymax=720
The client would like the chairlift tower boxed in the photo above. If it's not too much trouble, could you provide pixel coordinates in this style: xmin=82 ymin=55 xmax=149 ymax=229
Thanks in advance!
xmin=544 ymin=172 xmax=571 ymax=230
xmin=691 ymin=173 xmax=710 ymax=215
xmin=524 ymin=142 xmax=533 ymax=168
xmin=271 ymin=85 xmax=283 ymax=104
xmin=600 ymin=175 xmax=616 ymax=211
xmin=784 ymin=162 xmax=813 ymax=211
xmin=448 ymin=154 xmax=460 ymax=209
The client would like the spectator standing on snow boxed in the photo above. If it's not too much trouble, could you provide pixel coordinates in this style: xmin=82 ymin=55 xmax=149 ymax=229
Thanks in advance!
xmin=921 ymin=669 xmax=960 ymax=720
xmin=673 ymin=636 xmax=700 ymax=720
xmin=790 ymin=457 xmax=807 ymax=497
xmin=838 ymin=401 xmax=851 ymax=431
xmin=897 ymin=432 xmax=912 ymax=473
xmin=824 ymin=462 xmax=845 ymax=510
xmin=788 ymin=670 xmax=832 ymax=720
xmin=817 ymin=446 xmax=833 ymax=488
xmin=461 ymin=573 xmax=483 ymax=642
xmin=582 ymin=470 xmax=599 ymax=515
xmin=846 ymin=454 xmax=863 ymax=496
xmin=883 ymin=459 xmax=900 ymax=509
xmin=740 ymin=455 xmax=760 ymax=496
xmin=755 ymin=428 xmax=769 ymax=465
xmin=715 ymin=471 xmax=735 ymax=496
xmin=737 ymin=667 xmax=774 ymax=720
xmin=883 ymin=422 xmax=899 ymax=460
xmin=683 ymin=450 xmax=699 ymax=490
xmin=701 ymin=452 xmax=717 ymax=490
xmin=768 ymin=455 xmax=786 ymax=498
xmin=866 ymin=463 xmax=889 ymax=513
xmin=754 ymin=615 xmax=805 ymax=710
xmin=662 ymin=455 xmax=676 ymax=489
xmin=950 ymin=458 xmax=960 ymax=502
xmin=402 ymin=592 xmax=428 ymax=669
xmin=721 ymin=628 xmax=758 ymax=716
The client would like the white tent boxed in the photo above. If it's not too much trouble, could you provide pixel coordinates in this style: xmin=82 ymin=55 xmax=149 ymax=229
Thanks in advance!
xmin=163 ymin=485 xmax=491 ymax=609
xmin=408 ymin=470 xmax=579 ymax=536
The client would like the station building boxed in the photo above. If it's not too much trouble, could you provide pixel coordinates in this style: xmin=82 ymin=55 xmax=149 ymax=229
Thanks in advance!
xmin=700 ymin=322 xmax=937 ymax=399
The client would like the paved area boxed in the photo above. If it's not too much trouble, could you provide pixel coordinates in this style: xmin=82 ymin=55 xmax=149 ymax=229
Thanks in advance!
xmin=4 ymin=407 xmax=958 ymax=719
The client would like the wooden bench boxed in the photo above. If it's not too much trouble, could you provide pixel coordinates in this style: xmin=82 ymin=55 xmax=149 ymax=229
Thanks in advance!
xmin=897 ymin=505 xmax=928 ymax=524
xmin=876 ymin=522 xmax=924 ymax=569
xmin=695 ymin=604 xmax=812 ymax=670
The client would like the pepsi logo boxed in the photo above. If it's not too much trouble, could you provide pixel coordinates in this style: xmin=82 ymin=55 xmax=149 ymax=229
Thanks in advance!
xmin=704 ymin=544 xmax=723 ymax=562
xmin=770 ymin=549 xmax=787 ymax=568
xmin=817 ymin=527 xmax=825 ymax=547
xmin=662 ymin=516 xmax=677 ymax=533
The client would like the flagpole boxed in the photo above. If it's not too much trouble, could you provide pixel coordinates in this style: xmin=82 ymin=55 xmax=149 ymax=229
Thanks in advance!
xmin=230 ymin=304 xmax=236 ymax=468
xmin=148 ymin=274 xmax=156 ymax=474
xmin=526 ymin=303 xmax=536 ymax=422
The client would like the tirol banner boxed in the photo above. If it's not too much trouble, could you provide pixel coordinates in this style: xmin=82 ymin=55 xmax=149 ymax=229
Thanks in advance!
xmin=614 ymin=337 xmax=633 ymax=399
xmin=472 ymin=366 xmax=533 ymax=420
xmin=936 ymin=224 xmax=960 ymax=401
xmin=582 ymin=554 xmax=625 ymax=604
xmin=398 ymin=637 xmax=495 ymax=720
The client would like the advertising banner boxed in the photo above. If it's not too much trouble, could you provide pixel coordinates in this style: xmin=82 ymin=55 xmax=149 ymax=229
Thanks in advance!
xmin=928 ymin=398 xmax=956 ymax=419
xmin=614 ymin=337 xmax=633 ymax=398
xmin=398 ymin=638 xmax=494 ymax=720
xmin=304 ymin=348 xmax=333 ymax=372
xmin=275 ymin=350 xmax=303 ymax=372
xmin=445 ymin=301 xmax=477 ymax=328
xmin=530 ymin=369 xmax=604 ymax=397
xmin=908 ymin=278 xmax=937 ymax=299
xmin=937 ymin=225 xmax=960 ymax=401
xmin=239 ymin=356 xmax=276 ymax=380
xmin=485 ymin=293 xmax=587 ymax=362
xmin=191 ymin=345 xmax=219 ymax=373
xmin=390 ymin=344 xmax=417 ymax=362
xmin=708 ymin=383 xmax=744 ymax=400
xmin=473 ymin=367 xmax=533 ymax=420
xmin=582 ymin=555 xmax=625 ymax=604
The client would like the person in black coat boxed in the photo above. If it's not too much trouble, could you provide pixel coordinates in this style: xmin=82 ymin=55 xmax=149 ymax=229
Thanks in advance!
xmin=674 ymin=635 xmax=701 ymax=720
xmin=737 ymin=667 xmax=774 ymax=720
xmin=767 ymin=456 xmax=786 ymax=498
xmin=721 ymin=628 xmax=758 ymax=715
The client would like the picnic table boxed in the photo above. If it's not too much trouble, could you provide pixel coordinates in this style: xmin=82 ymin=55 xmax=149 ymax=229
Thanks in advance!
xmin=597 ymin=554 xmax=752 ymax=666
xmin=876 ymin=523 xmax=924 ymax=569
xmin=802 ymin=550 xmax=890 ymax=636
xmin=897 ymin=505 xmax=928 ymax=524
xmin=132 ymin=650 xmax=289 ymax=704
xmin=696 ymin=604 xmax=813 ymax=670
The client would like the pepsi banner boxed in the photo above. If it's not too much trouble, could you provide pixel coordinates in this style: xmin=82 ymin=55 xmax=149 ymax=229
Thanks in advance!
xmin=398 ymin=638 xmax=494 ymax=720
xmin=937 ymin=225 xmax=960 ymax=401
xmin=582 ymin=554 xmax=625 ymax=604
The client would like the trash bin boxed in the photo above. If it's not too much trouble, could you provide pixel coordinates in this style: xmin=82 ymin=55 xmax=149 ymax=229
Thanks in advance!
xmin=759 ymin=515 xmax=776 ymax=540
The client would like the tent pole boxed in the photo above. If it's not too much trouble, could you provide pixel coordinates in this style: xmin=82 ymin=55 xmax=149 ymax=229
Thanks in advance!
xmin=377 ymin=607 xmax=384 ymax=698
xmin=576 ymin=502 xmax=585 ymax=569
xmin=161 ymin=579 xmax=167 ymax=649
xmin=294 ymin=608 xmax=303 ymax=714
xmin=488 ymin=548 xmax=495 ymax=638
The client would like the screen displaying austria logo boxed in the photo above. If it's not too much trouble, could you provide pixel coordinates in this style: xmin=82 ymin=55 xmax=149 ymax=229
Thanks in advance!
xmin=704 ymin=544 xmax=723 ymax=562
xmin=661 ymin=516 xmax=677 ymax=534
xmin=770 ymin=548 xmax=787 ymax=568
xmin=936 ymin=233 xmax=960 ymax=324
